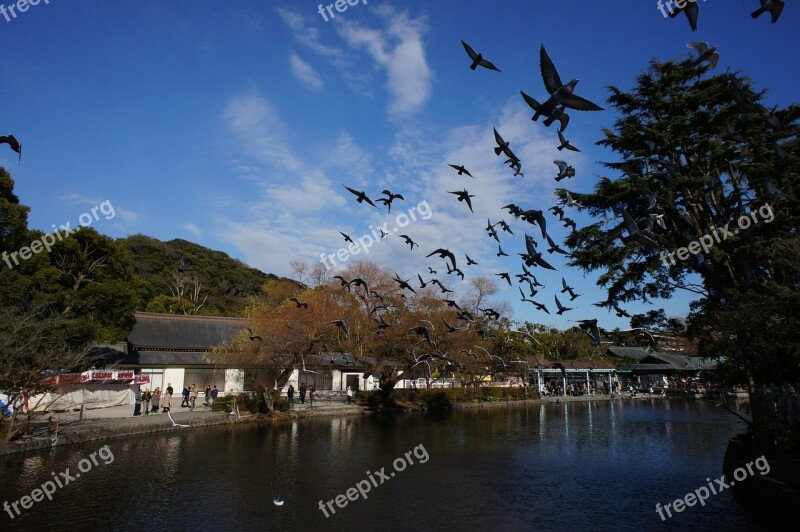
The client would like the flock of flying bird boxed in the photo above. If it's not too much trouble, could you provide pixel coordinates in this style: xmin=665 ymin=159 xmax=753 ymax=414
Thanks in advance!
xmin=320 ymin=38 xmax=679 ymax=378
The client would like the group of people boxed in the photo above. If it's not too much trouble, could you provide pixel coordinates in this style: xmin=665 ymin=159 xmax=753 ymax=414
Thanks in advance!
xmin=286 ymin=383 xmax=316 ymax=407
xmin=285 ymin=384 xmax=356 ymax=407
xmin=179 ymin=384 xmax=218 ymax=410
xmin=133 ymin=383 xmax=218 ymax=416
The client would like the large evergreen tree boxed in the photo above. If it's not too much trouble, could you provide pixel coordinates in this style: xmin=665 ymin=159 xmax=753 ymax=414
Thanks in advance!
xmin=561 ymin=59 xmax=799 ymax=436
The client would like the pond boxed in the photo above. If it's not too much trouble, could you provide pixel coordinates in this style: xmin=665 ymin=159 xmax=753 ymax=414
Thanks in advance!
xmin=0 ymin=399 xmax=765 ymax=531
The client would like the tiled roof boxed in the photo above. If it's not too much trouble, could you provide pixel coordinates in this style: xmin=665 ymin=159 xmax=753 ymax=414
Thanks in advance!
xmin=606 ymin=346 xmax=651 ymax=361
xmin=128 ymin=312 xmax=247 ymax=350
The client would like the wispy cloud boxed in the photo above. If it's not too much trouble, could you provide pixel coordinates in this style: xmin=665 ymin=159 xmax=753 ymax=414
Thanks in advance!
xmin=277 ymin=8 xmax=345 ymax=65
xmin=182 ymin=223 xmax=202 ymax=237
xmin=337 ymin=7 xmax=433 ymax=118
xmin=289 ymin=52 xmax=324 ymax=90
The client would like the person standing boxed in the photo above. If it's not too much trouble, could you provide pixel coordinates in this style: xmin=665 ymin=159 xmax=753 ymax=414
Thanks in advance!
xmin=309 ymin=384 xmax=316 ymax=408
xmin=142 ymin=388 xmax=151 ymax=415
xmin=210 ymin=385 xmax=218 ymax=407
xmin=162 ymin=384 xmax=173 ymax=412
xmin=151 ymin=387 xmax=161 ymax=413
xmin=299 ymin=383 xmax=306 ymax=404
xmin=346 ymin=386 xmax=353 ymax=404
xmin=287 ymin=385 xmax=295 ymax=407
xmin=133 ymin=387 xmax=142 ymax=416
xmin=204 ymin=385 xmax=211 ymax=406
xmin=181 ymin=386 xmax=190 ymax=408
xmin=189 ymin=385 xmax=198 ymax=411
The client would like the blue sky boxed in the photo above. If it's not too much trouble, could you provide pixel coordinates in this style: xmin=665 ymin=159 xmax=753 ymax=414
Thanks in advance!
xmin=1 ymin=0 xmax=798 ymax=330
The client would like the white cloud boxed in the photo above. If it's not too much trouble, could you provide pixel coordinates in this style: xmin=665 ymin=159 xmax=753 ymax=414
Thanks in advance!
xmin=277 ymin=8 xmax=345 ymax=65
xmin=336 ymin=8 xmax=432 ymax=118
xmin=182 ymin=223 xmax=202 ymax=237
xmin=289 ymin=52 xmax=324 ymax=90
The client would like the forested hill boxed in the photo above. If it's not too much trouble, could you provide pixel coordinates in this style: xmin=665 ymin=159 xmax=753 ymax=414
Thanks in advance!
xmin=120 ymin=234 xmax=278 ymax=317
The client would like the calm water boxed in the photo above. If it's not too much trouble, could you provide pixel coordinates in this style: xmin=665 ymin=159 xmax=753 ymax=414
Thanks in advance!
xmin=0 ymin=399 xmax=765 ymax=531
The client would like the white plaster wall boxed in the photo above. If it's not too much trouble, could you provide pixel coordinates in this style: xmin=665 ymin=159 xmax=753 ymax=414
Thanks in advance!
xmin=163 ymin=368 xmax=185 ymax=392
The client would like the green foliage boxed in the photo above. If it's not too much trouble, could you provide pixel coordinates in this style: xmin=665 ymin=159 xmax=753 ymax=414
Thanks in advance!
xmin=119 ymin=234 xmax=278 ymax=316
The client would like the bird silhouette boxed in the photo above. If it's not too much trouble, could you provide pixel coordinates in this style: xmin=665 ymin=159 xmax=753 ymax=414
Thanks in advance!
xmin=399 ymin=234 xmax=419 ymax=250
xmin=465 ymin=254 xmax=478 ymax=266
xmin=448 ymin=164 xmax=474 ymax=177
xmin=461 ymin=40 xmax=501 ymax=71
xmin=668 ymin=1 xmax=699 ymax=31
xmin=495 ymin=272 xmax=512 ymax=286
xmin=409 ymin=325 xmax=435 ymax=346
xmin=575 ymin=319 xmax=603 ymax=345
xmin=329 ymin=320 xmax=350 ymax=336
xmin=448 ymin=189 xmax=475 ymax=213
xmin=288 ymin=297 xmax=308 ymax=309
xmin=554 ymin=295 xmax=573 ymax=315
xmin=393 ymin=273 xmax=417 ymax=293
xmin=427 ymin=248 xmax=457 ymax=270
xmin=536 ymin=45 xmax=604 ymax=116
xmin=342 ymin=184 xmax=378 ymax=208
xmin=247 ymin=328 xmax=262 ymax=341
xmin=751 ymin=0 xmax=784 ymax=22
xmin=339 ymin=231 xmax=354 ymax=244
xmin=546 ymin=234 xmax=568 ymax=255
xmin=0 ymin=134 xmax=21 ymax=162
xmin=557 ymin=130 xmax=580 ymax=152
xmin=497 ymin=245 xmax=509 ymax=257
xmin=377 ymin=190 xmax=405 ymax=213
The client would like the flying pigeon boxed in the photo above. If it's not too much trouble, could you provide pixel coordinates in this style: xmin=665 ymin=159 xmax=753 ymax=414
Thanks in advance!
xmin=557 ymin=130 xmax=580 ymax=152
xmin=448 ymin=189 xmax=475 ymax=213
xmin=554 ymin=160 xmax=575 ymax=181
xmin=461 ymin=40 xmax=501 ymax=71
xmin=0 ymin=135 xmax=21 ymax=162
xmin=342 ymin=184 xmax=378 ymax=208
xmin=687 ymin=42 xmax=719 ymax=69
xmin=449 ymin=164 xmax=474 ymax=177
xmin=536 ymin=45 xmax=604 ymax=117
xmin=751 ymin=0 xmax=784 ymax=23
xmin=669 ymin=1 xmax=699 ymax=31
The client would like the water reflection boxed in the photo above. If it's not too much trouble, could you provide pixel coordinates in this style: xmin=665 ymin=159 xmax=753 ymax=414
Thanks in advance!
xmin=0 ymin=400 xmax=758 ymax=531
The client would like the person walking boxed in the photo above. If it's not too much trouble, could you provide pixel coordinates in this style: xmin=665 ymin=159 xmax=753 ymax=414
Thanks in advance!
xmin=151 ymin=387 xmax=161 ymax=413
xmin=299 ymin=383 xmax=306 ymax=404
xmin=133 ymin=387 xmax=142 ymax=416
xmin=181 ymin=386 xmax=190 ymax=408
xmin=346 ymin=386 xmax=353 ymax=404
xmin=142 ymin=388 xmax=152 ymax=415
xmin=189 ymin=385 xmax=198 ymax=411
xmin=287 ymin=385 xmax=295 ymax=407
xmin=210 ymin=385 xmax=218 ymax=407
xmin=204 ymin=385 xmax=211 ymax=406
